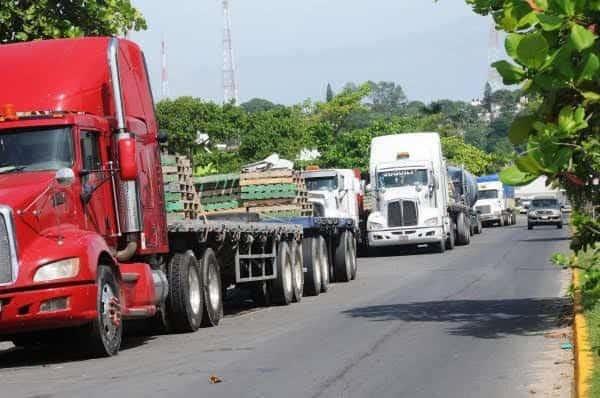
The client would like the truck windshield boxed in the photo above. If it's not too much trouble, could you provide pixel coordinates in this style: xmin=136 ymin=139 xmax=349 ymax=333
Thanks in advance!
xmin=378 ymin=169 xmax=428 ymax=189
xmin=0 ymin=127 xmax=73 ymax=173
xmin=478 ymin=189 xmax=499 ymax=199
xmin=531 ymin=199 xmax=559 ymax=208
xmin=306 ymin=177 xmax=338 ymax=191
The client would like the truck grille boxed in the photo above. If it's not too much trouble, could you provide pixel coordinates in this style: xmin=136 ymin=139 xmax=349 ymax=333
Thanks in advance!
xmin=0 ymin=213 xmax=13 ymax=284
xmin=476 ymin=205 xmax=491 ymax=215
xmin=387 ymin=200 xmax=418 ymax=227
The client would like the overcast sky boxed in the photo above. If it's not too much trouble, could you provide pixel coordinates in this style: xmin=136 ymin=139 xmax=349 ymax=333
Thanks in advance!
xmin=131 ymin=0 xmax=499 ymax=105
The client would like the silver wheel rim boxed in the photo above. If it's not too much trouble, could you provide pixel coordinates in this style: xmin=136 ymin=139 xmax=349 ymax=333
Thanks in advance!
xmin=314 ymin=242 xmax=322 ymax=288
xmin=208 ymin=265 xmax=221 ymax=311
xmin=101 ymin=284 xmax=118 ymax=340
xmin=294 ymin=247 xmax=302 ymax=290
xmin=345 ymin=234 xmax=352 ymax=275
xmin=321 ymin=240 xmax=329 ymax=284
xmin=284 ymin=253 xmax=293 ymax=293
xmin=188 ymin=267 xmax=201 ymax=315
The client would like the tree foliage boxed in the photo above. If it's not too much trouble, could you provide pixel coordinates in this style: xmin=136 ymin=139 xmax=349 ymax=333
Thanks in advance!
xmin=467 ymin=0 xmax=600 ymax=249
xmin=0 ymin=0 xmax=146 ymax=43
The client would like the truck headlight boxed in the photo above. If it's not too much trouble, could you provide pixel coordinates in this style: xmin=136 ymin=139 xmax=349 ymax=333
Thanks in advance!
xmin=34 ymin=258 xmax=80 ymax=282
xmin=424 ymin=217 xmax=438 ymax=226
xmin=368 ymin=222 xmax=384 ymax=231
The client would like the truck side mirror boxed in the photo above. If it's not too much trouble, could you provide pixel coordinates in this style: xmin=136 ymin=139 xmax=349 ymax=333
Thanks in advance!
xmin=118 ymin=136 xmax=138 ymax=181
xmin=158 ymin=130 xmax=169 ymax=144
xmin=55 ymin=168 xmax=75 ymax=187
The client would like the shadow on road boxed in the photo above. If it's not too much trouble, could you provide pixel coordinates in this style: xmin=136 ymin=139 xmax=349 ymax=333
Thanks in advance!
xmin=520 ymin=236 xmax=570 ymax=243
xmin=342 ymin=297 xmax=570 ymax=339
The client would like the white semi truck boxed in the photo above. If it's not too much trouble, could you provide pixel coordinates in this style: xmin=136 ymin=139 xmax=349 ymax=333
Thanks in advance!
xmin=474 ymin=175 xmax=517 ymax=227
xmin=366 ymin=133 xmax=453 ymax=253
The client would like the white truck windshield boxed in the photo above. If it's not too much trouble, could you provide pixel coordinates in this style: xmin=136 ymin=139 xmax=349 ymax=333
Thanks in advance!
xmin=306 ymin=177 xmax=338 ymax=191
xmin=377 ymin=169 xmax=428 ymax=189
xmin=0 ymin=127 xmax=73 ymax=173
xmin=478 ymin=189 xmax=499 ymax=199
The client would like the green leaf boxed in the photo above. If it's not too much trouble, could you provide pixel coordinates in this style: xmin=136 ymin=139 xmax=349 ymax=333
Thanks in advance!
xmin=499 ymin=165 xmax=539 ymax=186
xmin=552 ymin=0 xmax=576 ymax=16
xmin=505 ymin=33 xmax=523 ymax=59
xmin=516 ymin=33 xmax=549 ymax=69
xmin=591 ymin=0 xmax=600 ymax=11
xmin=577 ymin=52 xmax=600 ymax=82
xmin=509 ymin=115 xmax=536 ymax=145
xmin=536 ymin=13 xmax=564 ymax=31
xmin=552 ymin=44 xmax=575 ymax=79
xmin=493 ymin=60 xmax=526 ymax=85
xmin=535 ymin=0 xmax=549 ymax=10
xmin=569 ymin=24 xmax=597 ymax=52
xmin=515 ymin=154 xmax=545 ymax=173
xmin=582 ymin=91 xmax=600 ymax=102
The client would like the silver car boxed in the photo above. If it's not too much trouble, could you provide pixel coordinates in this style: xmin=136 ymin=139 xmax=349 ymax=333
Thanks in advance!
xmin=527 ymin=197 xmax=563 ymax=230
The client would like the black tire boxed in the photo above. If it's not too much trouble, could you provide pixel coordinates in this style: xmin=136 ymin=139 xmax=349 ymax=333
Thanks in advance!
xmin=528 ymin=223 xmax=533 ymax=230
xmin=500 ymin=216 xmax=505 ymax=227
xmin=557 ymin=222 xmax=563 ymax=229
xmin=302 ymin=237 xmax=321 ymax=296
xmin=271 ymin=241 xmax=293 ymax=305
xmin=85 ymin=265 xmax=123 ymax=357
xmin=334 ymin=231 xmax=353 ymax=283
xmin=456 ymin=213 xmax=470 ymax=246
xmin=433 ymin=238 xmax=446 ymax=253
xmin=447 ymin=222 xmax=455 ymax=250
xmin=475 ymin=217 xmax=483 ymax=234
xmin=318 ymin=236 xmax=330 ymax=293
xmin=350 ymin=235 xmax=358 ymax=280
xmin=200 ymin=249 xmax=223 ymax=327
xmin=511 ymin=214 xmax=517 ymax=225
xmin=291 ymin=241 xmax=304 ymax=302
xmin=166 ymin=251 xmax=203 ymax=333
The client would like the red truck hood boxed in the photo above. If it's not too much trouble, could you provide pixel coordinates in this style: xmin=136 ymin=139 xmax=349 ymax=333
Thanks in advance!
xmin=0 ymin=172 xmax=55 ymax=210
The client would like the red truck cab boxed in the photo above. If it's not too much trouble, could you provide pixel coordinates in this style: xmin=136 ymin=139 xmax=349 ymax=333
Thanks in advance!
xmin=0 ymin=37 xmax=169 ymax=356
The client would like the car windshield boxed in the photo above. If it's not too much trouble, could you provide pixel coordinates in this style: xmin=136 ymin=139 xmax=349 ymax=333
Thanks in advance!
xmin=531 ymin=199 xmax=559 ymax=208
xmin=478 ymin=189 xmax=499 ymax=199
xmin=378 ymin=169 xmax=428 ymax=189
xmin=306 ymin=176 xmax=338 ymax=191
xmin=0 ymin=127 xmax=73 ymax=173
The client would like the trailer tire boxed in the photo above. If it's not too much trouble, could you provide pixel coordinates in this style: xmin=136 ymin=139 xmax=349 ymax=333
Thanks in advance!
xmin=334 ymin=231 xmax=353 ymax=283
xmin=85 ymin=265 xmax=123 ymax=357
xmin=456 ymin=212 xmax=470 ymax=246
xmin=271 ymin=241 xmax=293 ymax=305
xmin=500 ymin=216 xmax=505 ymax=227
xmin=201 ymin=249 xmax=223 ymax=327
xmin=433 ymin=238 xmax=446 ymax=253
xmin=318 ymin=236 xmax=330 ymax=293
xmin=166 ymin=251 xmax=203 ymax=333
xmin=350 ymin=235 xmax=358 ymax=280
xmin=302 ymin=237 xmax=321 ymax=296
xmin=291 ymin=241 xmax=304 ymax=302
xmin=474 ymin=217 xmax=483 ymax=234
xmin=446 ymin=222 xmax=455 ymax=250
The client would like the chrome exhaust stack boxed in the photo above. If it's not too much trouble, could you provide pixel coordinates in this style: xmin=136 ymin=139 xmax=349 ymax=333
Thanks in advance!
xmin=108 ymin=37 xmax=142 ymax=236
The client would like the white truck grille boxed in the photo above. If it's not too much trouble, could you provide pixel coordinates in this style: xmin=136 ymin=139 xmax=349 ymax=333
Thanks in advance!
xmin=0 ymin=213 xmax=13 ymax=284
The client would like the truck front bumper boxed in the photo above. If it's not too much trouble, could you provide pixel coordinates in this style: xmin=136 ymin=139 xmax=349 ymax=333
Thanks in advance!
xmin=0 ymin=283 xmax=97 ymax=335
xmin=479 ymin=214 xmax=500 ymax=223
xmin=368 ymin=226 xmax=444 ymax=247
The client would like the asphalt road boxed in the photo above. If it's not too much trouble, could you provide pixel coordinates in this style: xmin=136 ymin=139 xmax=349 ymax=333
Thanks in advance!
xmin=0 ymin=217 xmax=571 ymax=398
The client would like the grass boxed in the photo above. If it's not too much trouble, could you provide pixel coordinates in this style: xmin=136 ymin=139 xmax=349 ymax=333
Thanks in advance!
xmin=584 ymin=300 xmax=600 ymax=396
xmin=578 ymin=246 xmax=600 ymax=396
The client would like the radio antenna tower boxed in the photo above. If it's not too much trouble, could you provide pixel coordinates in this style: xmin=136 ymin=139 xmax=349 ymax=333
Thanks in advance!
xmin=161 ymin=36 xmax=170 ymax=99
xmin=222 ymin=0 xmax=239 ymax=104
xmin=487 ymin=17 xmax=503 ymax=92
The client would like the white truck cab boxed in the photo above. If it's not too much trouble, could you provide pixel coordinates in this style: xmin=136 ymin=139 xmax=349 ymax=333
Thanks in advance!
xmin=367 ymin=133 xmax=451 ymax=252
xmin=303 ymin=168 xmax=362 ymax=226
xmin=474 ymin=177 xmax=516 ymax=226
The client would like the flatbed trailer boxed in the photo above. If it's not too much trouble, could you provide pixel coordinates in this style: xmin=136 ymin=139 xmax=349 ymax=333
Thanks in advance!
xmin=264 ymin=216 xmax=358 ymax=296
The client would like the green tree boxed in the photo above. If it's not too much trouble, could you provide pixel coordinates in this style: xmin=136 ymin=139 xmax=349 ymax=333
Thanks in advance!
xmin=0 ymin=0 xmax=146 ymax=43
xmin=326 ymin=83 xmax=334 ymax=102
xmin=365 ymin=81 xmax=408 ymax=116
xmin=240 ymin=98 xmax=279 ymax=113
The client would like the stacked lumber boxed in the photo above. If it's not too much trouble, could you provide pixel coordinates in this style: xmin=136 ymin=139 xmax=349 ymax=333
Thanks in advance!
xmin=193 ymin=173 xmax=243 ymax=213
xmin=239 ymin=169 xmax=312 ymax=217
xmin=162 ymin=154 xmax=201 ymax=222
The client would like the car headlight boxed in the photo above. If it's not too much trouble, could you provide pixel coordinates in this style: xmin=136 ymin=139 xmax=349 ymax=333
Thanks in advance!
xmin=368 ymin=222 xmax=384 ymax=231
xmin=34 ymin=258 xmax=80 ymax=282
xmin=424 ymin=217 xmax=438 ymax=226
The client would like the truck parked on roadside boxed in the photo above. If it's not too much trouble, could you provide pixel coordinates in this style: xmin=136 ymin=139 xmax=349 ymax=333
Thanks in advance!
xmin=0 ymin=37 xmax=357 ymax=357
xmin=447 ymin=166 xmax=483 ymax=242
xmin=366 ymin=133 xmax=454 ymax=253
xmin=474 ymin=174 xmax=517 ymax=227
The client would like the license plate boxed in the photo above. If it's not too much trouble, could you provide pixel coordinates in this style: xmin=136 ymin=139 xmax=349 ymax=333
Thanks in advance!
xmin=397 ymin=235 xmax=408 ymax=241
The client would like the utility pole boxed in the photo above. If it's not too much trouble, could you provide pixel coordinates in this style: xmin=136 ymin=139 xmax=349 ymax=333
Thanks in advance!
xmin=222 ymin=0 xmax=239 ymax=104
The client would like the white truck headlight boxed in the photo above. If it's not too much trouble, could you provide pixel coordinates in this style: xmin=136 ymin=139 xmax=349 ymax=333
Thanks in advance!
xmin=424 ymin=217 xmax=438 ymax=226
xmin=368 ymin=221 xmax=384 ymax=231
xmin=34 ymin=258 xmax=80 ymax=282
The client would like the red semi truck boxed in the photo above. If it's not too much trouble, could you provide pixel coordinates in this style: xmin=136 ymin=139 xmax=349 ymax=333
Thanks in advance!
xmin=0 ymin=37 xmax=341 ymax=356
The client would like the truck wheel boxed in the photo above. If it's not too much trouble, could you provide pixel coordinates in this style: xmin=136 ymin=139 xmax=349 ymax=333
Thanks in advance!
xmin=557 ymin=222 xmax=563 ymax=229
xmin=334 ymin=231 xmax=353 ymax=283
xmin=318 ymin=236 xmax=330 ymax=293
xmin=528 ymin=223 xmax=533 ymax=230
xmin=500 ymin=216 xmax=505 ymax=227
xmin=302 ymin=237 xmax=321 ymax=296
xmin=475 ymin=218 xmax=483 ymax=234
xmin=446 ymin=223 xmax=455 ymax=250
xmin=456 ymin=213 xmax=470 ymax=246
xmin=350 ymin=236 xmax=358 ymax=280
xmin=85 ymin=265 xmax=123 ymax=357
xmin=201 ymin=249 xmax=223 ymax=327
xmin=166 ymin=251 xmax=203 ymax=333
xmin=291 ymin=241 xmax=304 ymax=302
xmin=271 ymin=241 xmax=293 ymax=305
